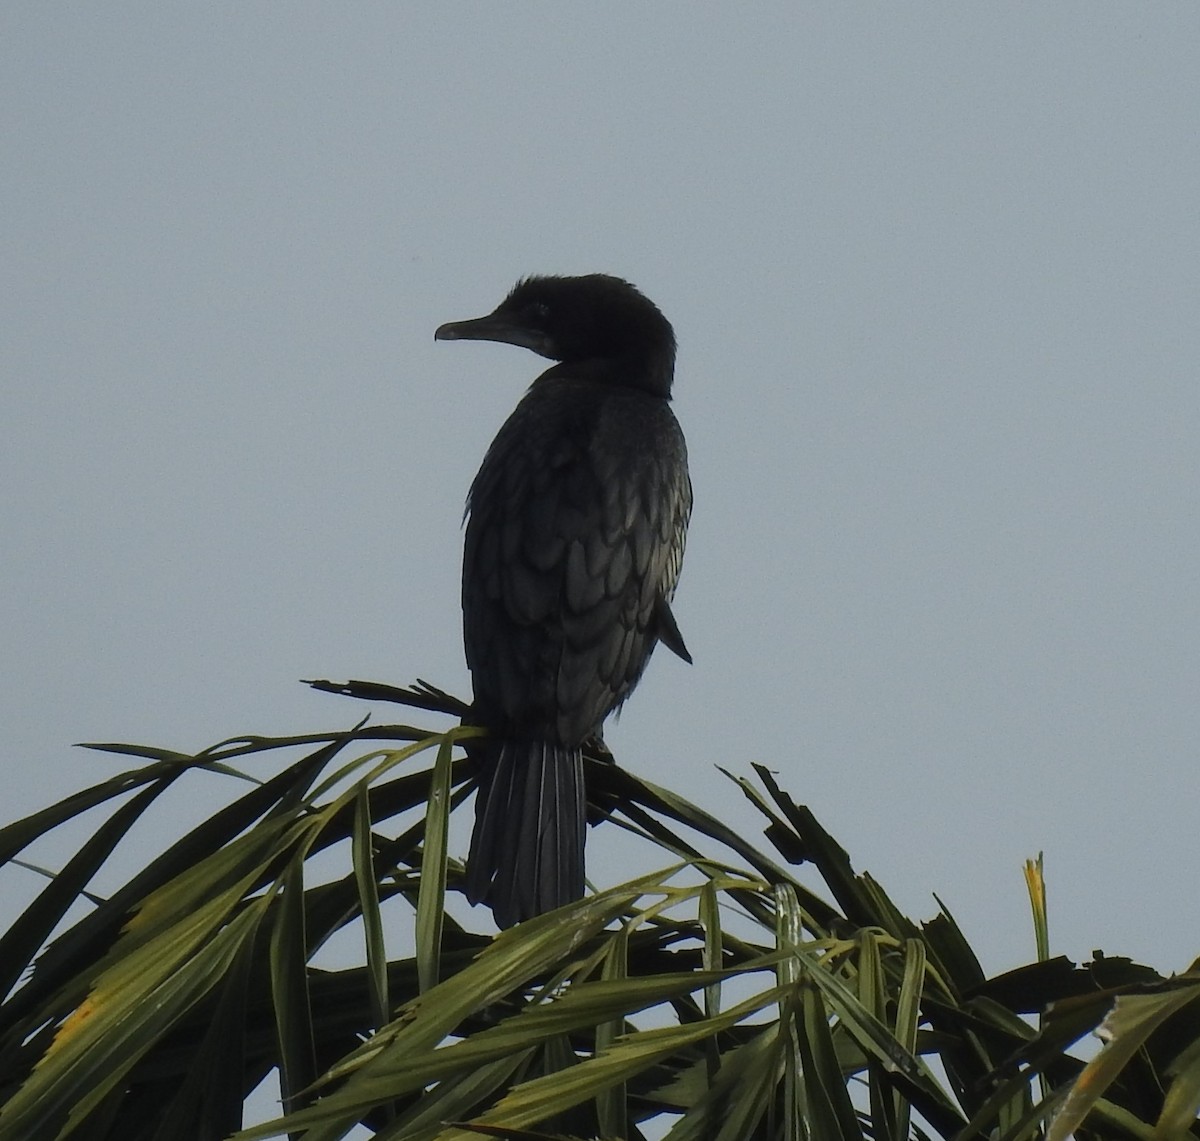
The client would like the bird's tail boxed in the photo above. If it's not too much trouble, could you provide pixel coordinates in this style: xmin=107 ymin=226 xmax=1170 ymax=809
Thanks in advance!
xmin=465 ymin=739 xmax=586 ymax=929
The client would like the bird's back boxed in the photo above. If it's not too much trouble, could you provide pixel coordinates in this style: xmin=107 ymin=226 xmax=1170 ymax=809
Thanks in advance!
xmin=463 ymin=369 xmax=690 ymax=745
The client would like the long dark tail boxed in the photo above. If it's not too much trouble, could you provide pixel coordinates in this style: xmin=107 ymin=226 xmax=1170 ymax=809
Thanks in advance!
xmin=465 ymin=740 xmax=586 ymax=929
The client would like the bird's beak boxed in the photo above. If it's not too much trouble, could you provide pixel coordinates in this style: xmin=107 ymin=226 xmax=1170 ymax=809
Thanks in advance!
xmin=434 ymin=314 xmax=552 ymax=357
xmin=434 ymin=315 xmax=505 ymax=342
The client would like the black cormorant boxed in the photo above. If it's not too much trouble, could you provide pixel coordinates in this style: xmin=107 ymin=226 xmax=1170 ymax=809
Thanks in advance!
xmin=435 ymin=274 xmax=691 ymax=928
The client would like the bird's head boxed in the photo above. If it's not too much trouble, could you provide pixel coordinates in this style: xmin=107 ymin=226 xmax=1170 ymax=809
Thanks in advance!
xmin=435 ymin=274 xmax=676 ymax=396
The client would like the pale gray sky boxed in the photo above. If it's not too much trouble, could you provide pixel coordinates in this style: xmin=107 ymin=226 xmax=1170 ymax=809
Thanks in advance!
xmin=3 ymin=5 xmax=1199 ymax=984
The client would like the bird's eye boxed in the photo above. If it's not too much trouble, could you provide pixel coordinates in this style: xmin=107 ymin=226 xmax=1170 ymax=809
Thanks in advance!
xmin=523 ymin=301 xmax=551 ymax=323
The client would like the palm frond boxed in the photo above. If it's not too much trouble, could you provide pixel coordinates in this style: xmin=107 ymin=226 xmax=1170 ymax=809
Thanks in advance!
xmin=0 ymin=680 xmax=1191 ymax=1140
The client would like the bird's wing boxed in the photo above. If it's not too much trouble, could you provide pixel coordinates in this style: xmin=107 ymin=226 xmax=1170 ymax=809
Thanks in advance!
xmin=463 ymin=381 xmax=690 ymax=744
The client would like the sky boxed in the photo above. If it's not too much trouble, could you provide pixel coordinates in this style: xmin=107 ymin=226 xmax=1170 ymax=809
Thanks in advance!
xmin=3 ymin=3 xmax=1199 ymax=1001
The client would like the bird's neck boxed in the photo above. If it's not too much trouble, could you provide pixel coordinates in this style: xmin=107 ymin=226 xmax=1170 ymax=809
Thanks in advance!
xmin=541 ymin=352 xmax=675 ymax=399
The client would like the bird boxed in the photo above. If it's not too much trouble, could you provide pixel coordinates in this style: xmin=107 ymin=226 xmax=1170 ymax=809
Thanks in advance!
xmin=435 ymin=274 xmax=692 ymax=928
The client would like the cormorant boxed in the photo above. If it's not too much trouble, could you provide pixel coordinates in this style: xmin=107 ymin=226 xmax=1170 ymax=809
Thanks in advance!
xmin=435 ymin=274 xmax=692 ymax=928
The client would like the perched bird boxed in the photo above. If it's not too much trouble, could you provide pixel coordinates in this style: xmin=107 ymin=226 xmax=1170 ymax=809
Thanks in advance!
xmin=435 ymin=274 xmax=692 ymax=928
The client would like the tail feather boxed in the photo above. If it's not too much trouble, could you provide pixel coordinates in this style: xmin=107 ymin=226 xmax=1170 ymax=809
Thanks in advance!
xmin=466 ymin=741 xmax=586 ymax=928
